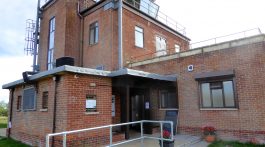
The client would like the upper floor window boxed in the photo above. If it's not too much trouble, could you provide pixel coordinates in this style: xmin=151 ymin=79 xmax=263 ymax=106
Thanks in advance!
xmin=135 ymin=26 xmax=144 ymax=48
xmin=175 ymin=44 xmax=180 ymax=53
xmin=155 ymin=36 xmax=167 ymax=56
xmin=47 ymin=17 xmax=56 ymax=70
xmin=23 ymin=87 xmax=36 ymax=111
xmin=89 ymin=22 xmax=99 ymax=45
xmin=200 ymin=80 xmax=236 ymax=108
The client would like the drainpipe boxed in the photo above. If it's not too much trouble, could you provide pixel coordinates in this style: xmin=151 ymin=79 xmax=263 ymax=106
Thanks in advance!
xmin=7 ymin=89 xmax=14 ymax=138
xmin=77 ymin=2 xmax=84 ymax=67
xmin=118 ymin=0 xmax=123 ymax=69
xmin=51 ymin=76 xmax=59 ymax=147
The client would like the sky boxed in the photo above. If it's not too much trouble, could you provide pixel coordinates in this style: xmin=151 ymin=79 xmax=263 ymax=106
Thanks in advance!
xmin=0 ymin=0 xmax=265 ymax=102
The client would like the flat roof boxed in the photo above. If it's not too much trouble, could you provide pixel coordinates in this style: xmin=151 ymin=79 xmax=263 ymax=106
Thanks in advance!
xmin=2 ymin=66 xmax=176 ymax=89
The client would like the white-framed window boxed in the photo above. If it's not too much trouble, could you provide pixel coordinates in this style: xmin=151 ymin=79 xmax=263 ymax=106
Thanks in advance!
xmin=86 ymin=95 xmax=97 ymax=112
xmin=175 ymin=44 xmax=180 ymax=53
xmin=160 ymin=90 xmax=177 ymax=109
xmin=135 ymin=26 xmax=144 ymax=48
xmin=22 ymin=87 xmax=36 ymax=111
xmin=89 ymin=22 xmax=99 ymax=45
xmin=200 ymin=79 xmax=236 ymax=108
xmin=47 ymin=17 xmax=55 ymax=70
xmin=155 ymin=36 xmax=167 ymax=56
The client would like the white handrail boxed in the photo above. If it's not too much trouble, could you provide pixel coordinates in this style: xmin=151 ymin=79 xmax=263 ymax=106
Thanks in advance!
xmin=46 ymin=120 xmax=174 ymax=147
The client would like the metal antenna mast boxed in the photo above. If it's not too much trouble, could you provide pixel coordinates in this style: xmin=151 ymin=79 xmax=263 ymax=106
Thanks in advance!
xmin=33 ymin=0 xmax=41 ymax=72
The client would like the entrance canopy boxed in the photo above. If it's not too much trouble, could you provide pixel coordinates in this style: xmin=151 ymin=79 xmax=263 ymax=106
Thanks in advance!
xmin=2 ymin=66 xmax=176 ymax=89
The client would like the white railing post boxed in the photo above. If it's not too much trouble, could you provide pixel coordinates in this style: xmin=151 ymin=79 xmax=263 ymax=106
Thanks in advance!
xmin=46 ymin=135 xmax=50 ymax=147
xmin=63 ymin=133 xmax=67 ymax=147
xmin=160 ymin=122 xmax=163 ymax=147
xmin=170 ymin=122 xmax=173 ymax=140
xmin=109 ymin=125 xmax=113 ymax=147
xmin=140 ymin=121 xmax=144 ymax=147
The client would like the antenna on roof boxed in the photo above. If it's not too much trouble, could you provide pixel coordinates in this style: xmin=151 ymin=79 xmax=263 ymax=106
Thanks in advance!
xmin=24 ymin=0 xmax=41 ymax=72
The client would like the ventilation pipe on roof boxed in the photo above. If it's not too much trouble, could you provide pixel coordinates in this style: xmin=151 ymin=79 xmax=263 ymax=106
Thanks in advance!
xmin=118 ymin=0 xmax=123 ymax=69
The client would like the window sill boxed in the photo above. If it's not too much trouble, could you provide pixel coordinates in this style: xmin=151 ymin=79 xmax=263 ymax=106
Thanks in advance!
xmin=89 ymin=42 xmax=98 ymax=47
xmin=16 ymin=110 xmax=21 ymax=112
xmin=40 ymin=109 xmax=48 ymax=112
xmin=85 ymin=112 xmax=100 ymax=115
xmin=200 ymin=108 xmax=238 ymax=111
xmin=159 ymin=108 xmax=178 ymax=111
xmin=135 ymin=45 xmax=144 ymax=49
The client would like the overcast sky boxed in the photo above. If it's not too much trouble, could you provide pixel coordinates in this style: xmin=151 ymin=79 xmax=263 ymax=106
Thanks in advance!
xmin=0 ymin=0 xmax=265 ymax=102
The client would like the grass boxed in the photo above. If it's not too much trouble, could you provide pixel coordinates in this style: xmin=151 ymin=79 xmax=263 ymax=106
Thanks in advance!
xmin=0 ymin=116 xmax=7 ymax=128
xmin=0 ymin=138 xmax=29 ymax=147
xmin=209 ymin=140 xmax=265 ymax=147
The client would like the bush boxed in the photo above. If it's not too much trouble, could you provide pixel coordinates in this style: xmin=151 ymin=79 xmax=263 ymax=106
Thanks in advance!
xmin=0 ymin=101 xmax=8 ymax=117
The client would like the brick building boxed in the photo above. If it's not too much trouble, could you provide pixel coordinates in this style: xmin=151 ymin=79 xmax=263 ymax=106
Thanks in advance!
xmin=2 ymin=0 xmax=265 ymax=146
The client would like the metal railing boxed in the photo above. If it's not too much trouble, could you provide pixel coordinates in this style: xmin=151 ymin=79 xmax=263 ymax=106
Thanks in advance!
xmin=46 ymin=120 xmax=174 ymax=147
xmin=124 ymin=0 xmax=186 ymax=35
xmin=190 ymin=28 xmax=262 ymax=49
xmin=129 ymin=28 xmax=263 ymax=63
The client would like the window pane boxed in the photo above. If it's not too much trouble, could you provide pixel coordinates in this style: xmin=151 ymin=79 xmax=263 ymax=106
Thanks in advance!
xmin=168 ymin=93 xmax=177 ymax=108
xmin=135 ymin=31 xmax=143 ymax=47
xmin=223 ymin=81 xmax=235 ymax=107
xmin=161 ymin=92 xmax=166 ymax=108
xmin=49 ymin=32 xmax=54 ymax=49
xmin=86 ymin=95 xmax=97 ymax=112
xmin=95 ymin=26 xmax=99 ymax=43
xmin=175 ymin=44 xmax=180 ymax=53
xmin=201 ymin=83 xmax=211 ymax=107
xmin=23 ymin=87 xmax=36 ymax=110
xmin=212 ymin=89 xmax=224 ymax=107
xmin=135 ymin=27 xmax=143 ymax=48
xmin=156 ymin=36 xmax=167 ymax=56
xmin=90 ymin=29 xmax=95 ymax=44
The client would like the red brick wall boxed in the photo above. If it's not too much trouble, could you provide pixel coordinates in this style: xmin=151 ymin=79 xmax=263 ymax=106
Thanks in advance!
xmin=132 ymin=41 xmax=265 ymax=142
xmin=8 ymin=73 xmax=116 ymax=146
xmin=39 ymin=0 xmax=67 ymax=71
xmin=38 ymin=1 xmax=189 ymax=71
xmin=9 ymin=78 xmax=58 ymax=146
xmin=83 ymin=7 xmax=118 ymax=71
xmin=123 ymin=8 xmax=190 ymax=64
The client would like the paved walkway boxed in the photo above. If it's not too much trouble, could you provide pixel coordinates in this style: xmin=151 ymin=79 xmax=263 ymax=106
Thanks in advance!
xmin=0 ymin=128 xmax=6 ymax=137
xmin=113 ymin=134 xmax=209 ymax=147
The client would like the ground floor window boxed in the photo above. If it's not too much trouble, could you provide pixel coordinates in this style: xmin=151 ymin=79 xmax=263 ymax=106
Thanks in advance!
xmin=22 ymin=87 xmax=36 ymax=110
xmin=200 ymin=80 xmax=236 ymax=108
xmin=86 ymin=95 xmax=97 ymax=112
xmin=160 ymin=90 xmax=177 ymax=109
xmin=17 ymin=96 xmax=22 ymax=110
xmin=42 ymin=91 xmax=48 ymax=109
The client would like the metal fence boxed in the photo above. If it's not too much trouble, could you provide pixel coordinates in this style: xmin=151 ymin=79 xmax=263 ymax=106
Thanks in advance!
xmin=190 ymin=28 xmax=262 ymax=49
xmin=46 ymin=120 xmax=174 ymax=147
xmin=124 ymin=0 xmax=186 ymax=35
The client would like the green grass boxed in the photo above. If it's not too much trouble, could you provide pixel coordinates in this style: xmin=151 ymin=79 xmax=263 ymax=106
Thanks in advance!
xmin=0 ymin=138 xmax=29 ymax=147
xmin=0 ymin=117 xmax=7 ymax=128
xmin=209 ymin=140 xmax=265 ymax=147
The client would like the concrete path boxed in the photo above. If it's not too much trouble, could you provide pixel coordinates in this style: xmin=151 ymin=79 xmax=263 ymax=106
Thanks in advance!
xmin=113 ymin=134 xmax=209 ymax=147
xmin=0 ymin=128 xmax=6 ymax=137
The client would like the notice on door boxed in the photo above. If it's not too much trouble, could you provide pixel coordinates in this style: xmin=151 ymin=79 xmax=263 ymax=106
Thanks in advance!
xmin=145 ymin=102 xmax=150 ymax=109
